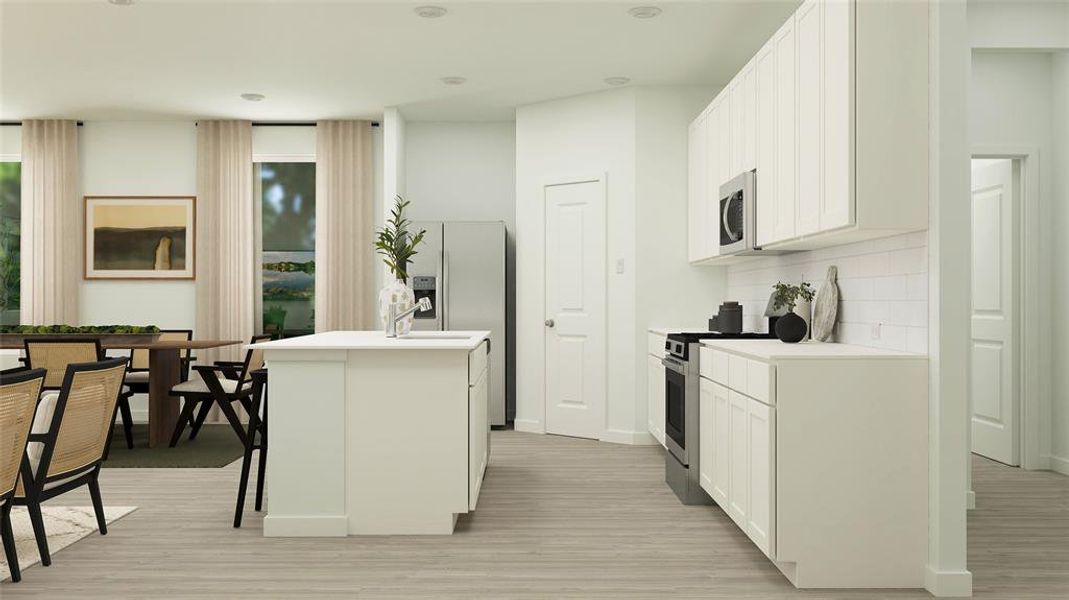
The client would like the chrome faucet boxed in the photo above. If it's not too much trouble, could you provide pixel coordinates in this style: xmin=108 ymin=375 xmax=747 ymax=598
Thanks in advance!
xmin=386 ymin=296 xmax=433 ymax=337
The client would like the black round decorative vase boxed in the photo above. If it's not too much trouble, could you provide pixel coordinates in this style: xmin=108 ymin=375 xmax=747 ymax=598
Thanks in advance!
xmin=775 ymin=311 xmax=808 ymax=344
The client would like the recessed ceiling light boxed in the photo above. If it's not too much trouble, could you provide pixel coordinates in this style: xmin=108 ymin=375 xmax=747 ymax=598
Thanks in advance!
xmin=108 ymin=0 xmax=134 ymax=5
xmin=240 ymin=93 xmax=265 ymax=102
xmin=440 ymin=76 xmax=467 ymax=86
xmin=628 ymin=6 xmax=662 ymax=19
xmin=604 ymin=77 xmax=631 ymax=86
xmin=415 ymin=6 xmax=447 ymax=19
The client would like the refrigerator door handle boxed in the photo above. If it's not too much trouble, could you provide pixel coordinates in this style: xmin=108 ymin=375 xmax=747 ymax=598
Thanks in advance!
xmin=443 ymin=250 xmax=450 ymax=330
xmin=435 ymin=250 xmax=444 ymax=331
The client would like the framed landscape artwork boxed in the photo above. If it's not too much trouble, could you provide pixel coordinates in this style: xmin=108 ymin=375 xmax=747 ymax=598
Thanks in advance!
xmin=84 ymin=196 xmax=196 ymax=280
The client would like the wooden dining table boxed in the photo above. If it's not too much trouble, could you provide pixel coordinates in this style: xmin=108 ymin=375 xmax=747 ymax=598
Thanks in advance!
xmin=104 ymin=339 xmax=242 ymax=448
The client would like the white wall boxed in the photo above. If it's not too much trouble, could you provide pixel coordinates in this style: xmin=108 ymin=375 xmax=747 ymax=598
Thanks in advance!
xmin=404 ymin=121 xmax=517 ymax=418
xmin=516 ymin=86 xmax=726 ymax=443
xmin=79 ymin=121 xmax=198 ymax=329
xmin=726 ymin=232 xmax=929 ymax=352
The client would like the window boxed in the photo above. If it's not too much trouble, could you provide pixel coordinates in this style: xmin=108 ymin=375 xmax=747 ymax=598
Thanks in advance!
xmin=0 ymin=162 xmax=19 ymax=326
xmin=258 ymin=162 xmax=315 ymax=338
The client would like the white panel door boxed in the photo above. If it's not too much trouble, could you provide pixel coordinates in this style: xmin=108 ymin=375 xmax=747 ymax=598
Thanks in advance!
xmin=970 ymin=159 xmax=1019 ymax=466
xmin=647 ymin=354 xmax=666 ymax=447
xmin=699 ymin=377 xmax=715 ymax=495
xmin=545 ymin=177 xmax=607 ymax=440
xmin=728 ymin=390 xmax=750 ymax=529
xmin=687 ymin=114 xmax=708 ymax=262
xmin=821 ymin=0 xmax=852 ymax=231
xmin=711 ymin=381 xmax=732 ymax=506
xmin=706 ymin=98 xmax=726 ymax=258
xmin=740 ymin=60 xmax=758 ymax=172
xmin=773 ymin=19 xmax=797 ymax=243
xmin=755 ymin=40 xmax=777 ymax=247
xmin=746 ymin=398 xmax=775 ymax=559
xmin=795 ymin=0 xmax=822 ymax=237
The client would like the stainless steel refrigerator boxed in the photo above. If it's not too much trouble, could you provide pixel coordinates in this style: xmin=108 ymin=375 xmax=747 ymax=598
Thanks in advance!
xmin=409 ymin=221 xmax=506 ymax=426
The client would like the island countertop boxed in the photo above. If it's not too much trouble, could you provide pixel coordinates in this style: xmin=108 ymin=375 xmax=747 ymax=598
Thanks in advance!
xmin=247 ymin=329 xmax=491 ymax=351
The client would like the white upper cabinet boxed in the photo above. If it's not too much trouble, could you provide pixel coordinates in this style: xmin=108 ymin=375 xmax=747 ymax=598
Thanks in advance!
xmin=688 ymin=0 xmax=928 ymax=261
xmin=687 ymin=113 xmax=708 ymax=263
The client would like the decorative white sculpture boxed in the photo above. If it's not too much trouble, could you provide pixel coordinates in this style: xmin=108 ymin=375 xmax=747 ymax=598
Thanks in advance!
xmin=812 ymin=266 xmax=839 ymax=342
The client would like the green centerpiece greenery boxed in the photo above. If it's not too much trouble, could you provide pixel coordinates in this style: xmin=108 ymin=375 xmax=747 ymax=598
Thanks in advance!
xmin=374 ymin=196 xmax=426 ymax=283
xmin=771 ymin=281 xmax=815 ymax=312
xmin=0 ymin=325 xmax=161 ymax=334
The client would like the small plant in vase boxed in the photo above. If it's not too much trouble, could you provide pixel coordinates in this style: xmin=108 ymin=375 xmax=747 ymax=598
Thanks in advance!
xmin=771 ymin=281 xmax=815 ymax=343
xmin=375 ymin=196 xmax=426 ymax=336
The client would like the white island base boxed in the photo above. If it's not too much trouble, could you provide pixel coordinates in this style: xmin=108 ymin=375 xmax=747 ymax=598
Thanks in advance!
xmin=249 ymin=330 xmax=491 ymax=536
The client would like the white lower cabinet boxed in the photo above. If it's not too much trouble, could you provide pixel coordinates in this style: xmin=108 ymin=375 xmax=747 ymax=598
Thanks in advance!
xmin=647 ymin=354 xmax=666 ymax=447
xmin=699 ymin=377 xmax=776 ymax=560
xmin=468 ymin=348 xmax=490 ymax=511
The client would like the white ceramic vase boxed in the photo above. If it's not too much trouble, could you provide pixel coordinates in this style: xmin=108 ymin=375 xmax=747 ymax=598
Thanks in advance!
xmin=793 ymin=298 xmax=812 ymax=341
xmin=378 ymin=277 xmax=416 ymax=336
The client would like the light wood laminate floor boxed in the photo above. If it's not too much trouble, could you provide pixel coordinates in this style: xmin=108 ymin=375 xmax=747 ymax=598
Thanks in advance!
xmin=1 ymin=431 xmax=1066 ymax=599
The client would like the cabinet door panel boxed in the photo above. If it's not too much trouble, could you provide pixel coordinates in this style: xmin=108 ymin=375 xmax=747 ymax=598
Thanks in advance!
xmin=699 ymin=378 xmax=715 ymax=495
xmin=468 ymin=368 xmax=489 ymax=511
xmin=774 ymin=19 xmax=797 ymax=243
xmin=795 ymin=0 xmax=822 ymax=236
xmin=822 ymin=0 xmax=852 ymax=231
xmin=755 ymin=41 xmax=776 ymax=247
xmin=728 ymin=391 xmax=750 ymax=528
xmin=687 ymin=116 xmax=708 ymax=262
xmin=647 ymin=355 xmax=666 ymax=447
xmin=747 ymin=398 xmax=776 ymax=559
xmin=741 ymin=62 xmax=757 ymax=172
xmin=707 ymin=99 xmax=727 ymax=257
xmin=711 ymin=382 xmax=732 ymax=506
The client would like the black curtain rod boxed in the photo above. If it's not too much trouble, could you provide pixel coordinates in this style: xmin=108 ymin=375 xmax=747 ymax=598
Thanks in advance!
xmin=1 ymin=121 xmax=84 ymax=126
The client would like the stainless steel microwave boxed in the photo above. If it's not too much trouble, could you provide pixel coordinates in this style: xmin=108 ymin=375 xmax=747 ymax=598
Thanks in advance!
xmin=719 ymin=170 xmax=756 ymax=255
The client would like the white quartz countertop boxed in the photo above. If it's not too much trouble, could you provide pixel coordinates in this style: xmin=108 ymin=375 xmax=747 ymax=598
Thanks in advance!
xmin=648 ymin=326 xmax=709 ymax=336
xmin=247 ymin=330 xmax=491 ymax=351
xmin=700 ymin=339 xmax=926 ymax=360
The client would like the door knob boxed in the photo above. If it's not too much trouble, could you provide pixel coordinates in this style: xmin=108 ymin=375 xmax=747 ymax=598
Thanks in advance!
xmin=545 ymin=319 xmax=555 ymax=328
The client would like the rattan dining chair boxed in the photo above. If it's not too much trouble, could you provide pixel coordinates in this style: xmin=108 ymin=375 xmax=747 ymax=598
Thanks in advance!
xmin=0 ymin=368 xmax=46 ymax=583
xmin=12 ymin=357 xmax=128 ymax=567
xmin=24 ymin=338 xmax=135 ymax=451
xmin=168 ymin=335 xmax=272 ymax=447
xmin=122 ymin=329 xmax=195 ymax=392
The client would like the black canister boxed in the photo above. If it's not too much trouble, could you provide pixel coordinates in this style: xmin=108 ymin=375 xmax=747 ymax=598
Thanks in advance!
xmin=709 ymin=301 xmax=743 ymax=334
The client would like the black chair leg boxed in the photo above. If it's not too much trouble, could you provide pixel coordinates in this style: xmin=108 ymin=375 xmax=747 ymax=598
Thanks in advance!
xmin=26 ymin=500 xmax=50 ymax=566
xmin=255 ymin=394 xmax=268 ymax=512
xmin=234 ymin=435 xmax=254 ymax=528
xmin=1 ymin=503 xmax=20 ymax=582
xmin=169 ymin=396 xmax=199 ymax=448
xmin=88 ymin=473 xmax=108 ymax=535
xmin=188 ymin=400 xmax=213 ymax=441
xmin=119 ymin=396 xmax=134 ymax=449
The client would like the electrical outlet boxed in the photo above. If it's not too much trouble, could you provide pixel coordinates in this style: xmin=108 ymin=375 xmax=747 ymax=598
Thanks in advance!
xmin=615 ymin=259 xmax=625 ymax=274
xmin=871 ymin=323 xmax=882 ymax=340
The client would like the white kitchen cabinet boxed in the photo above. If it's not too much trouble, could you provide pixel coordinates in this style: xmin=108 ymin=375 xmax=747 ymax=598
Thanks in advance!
xmin=704 ymin=97 xmax=725 ymax=259
xmin=688 ymin=0 xmax=928 ymax=259
xmin=746 ymin=397 xmax=775 ymax=558
xmin=687 ymin=113 xmax=708 ymax=263
xmin=468 ymin=358 xmax=489 ymax=511
xmin=698 ymin=377 xmax=715 ymax=494
xmin=699 ymin=339 xmax=928 ymax=588
xmin=647 ymin=353 xmax=666 ymax=447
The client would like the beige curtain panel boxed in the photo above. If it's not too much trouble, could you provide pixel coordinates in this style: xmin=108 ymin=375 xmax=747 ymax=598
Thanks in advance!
xmin=195 ymin=120 xmax=255 ymax=365
xmin=19 ymin=120 xmax=81 ymax=326
xmin=315 ymin=120 xmax=375 ymax=332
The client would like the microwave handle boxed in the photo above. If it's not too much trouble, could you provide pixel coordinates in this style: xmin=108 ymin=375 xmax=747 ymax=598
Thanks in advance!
xmin=722 ymin=195 xmax=739 ymax=242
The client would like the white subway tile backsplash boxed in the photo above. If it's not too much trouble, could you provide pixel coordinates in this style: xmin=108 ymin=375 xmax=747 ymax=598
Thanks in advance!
xmin=726 ymin=232 xmax=928 ymax=353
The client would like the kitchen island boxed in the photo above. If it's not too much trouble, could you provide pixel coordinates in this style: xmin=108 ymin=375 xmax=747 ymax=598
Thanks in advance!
xmin=248 ymin=330 xmax=491 ymax=536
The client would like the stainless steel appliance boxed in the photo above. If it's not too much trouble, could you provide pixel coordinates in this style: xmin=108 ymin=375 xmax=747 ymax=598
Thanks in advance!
xmin=663 ymin=328 xmax=775 ymax=505
xmin=408 ymin=221 xmax=507 ymax=427
xmin=718 ymin=170 xmax=792 ymax=257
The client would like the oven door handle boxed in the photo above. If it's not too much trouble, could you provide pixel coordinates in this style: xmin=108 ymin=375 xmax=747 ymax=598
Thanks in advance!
xmin=662 ymin=356 xmax=687 ymax=375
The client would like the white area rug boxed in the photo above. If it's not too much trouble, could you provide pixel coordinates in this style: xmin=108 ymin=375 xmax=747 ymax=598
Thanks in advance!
xmin=1 ymin=505 xmax=137 ymax=582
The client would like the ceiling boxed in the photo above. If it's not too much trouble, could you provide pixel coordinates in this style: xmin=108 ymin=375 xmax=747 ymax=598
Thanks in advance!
xmin=0 ymin=0 xmax=800 ymax=122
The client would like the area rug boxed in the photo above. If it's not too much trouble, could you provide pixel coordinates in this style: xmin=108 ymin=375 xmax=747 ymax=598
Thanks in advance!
xmin=1 ymin=505 xmax=137 ymax=582
xmin=102 ymin=424 xmax=243 ymax=468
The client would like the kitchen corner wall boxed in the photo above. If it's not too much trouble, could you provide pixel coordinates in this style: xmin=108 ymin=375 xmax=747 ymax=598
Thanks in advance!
xmin=726 ymin=231 xmax=929 ymax=353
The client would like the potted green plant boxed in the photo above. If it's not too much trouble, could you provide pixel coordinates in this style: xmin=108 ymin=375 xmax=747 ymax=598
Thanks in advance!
xmin=374 ymin=196 xmax=426 ymax=335
xmin=771 ymin=281 xmax=815 ymax=343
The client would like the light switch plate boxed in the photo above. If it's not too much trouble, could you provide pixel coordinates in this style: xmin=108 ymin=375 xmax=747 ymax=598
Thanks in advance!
xmin=615 ymin=259 xmax=625 ymax=274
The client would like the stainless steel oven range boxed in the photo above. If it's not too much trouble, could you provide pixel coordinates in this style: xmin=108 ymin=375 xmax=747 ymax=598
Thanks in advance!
xmin=663 ymin=329 xmax=775 ymax=505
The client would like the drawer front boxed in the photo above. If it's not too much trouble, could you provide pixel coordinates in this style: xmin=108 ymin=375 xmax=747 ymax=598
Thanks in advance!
xmin=469 ymin=340 xmax=489 ymax=385
xmin=729 ymin=354 xmax=749 ymax=395
xmin=746 ymin=360 xmax=774 ymax=405
xmin=648 ymin=332 xmax=667 ymax=356
xmin=710 ymin=349 xmax=730 ymax=386
xmin=703 ymin=347 xmax=774 ymax=405
xmin=699 ymin=346 xmax=713 ymax=380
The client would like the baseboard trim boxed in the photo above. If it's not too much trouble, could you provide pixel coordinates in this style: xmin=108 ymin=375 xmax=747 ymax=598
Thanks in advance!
xmin=1050 ymin=455 xmax=1069 ymax=476
xmin=600 ymin=429 xmax=657 ymax=446
xmin=924 ymin=566 xmax=973 ymax=597
xmin=513 ymin=419 xmax=544 ymax=434
xmin=966 ymin=490 xmax=976 ymax=510
xmin=263 ymin=515 xmax=348 ymax=537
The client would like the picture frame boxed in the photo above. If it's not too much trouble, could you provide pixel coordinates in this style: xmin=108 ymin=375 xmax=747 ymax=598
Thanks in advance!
xmin=84 ymin=196 xmax=196 ymax=280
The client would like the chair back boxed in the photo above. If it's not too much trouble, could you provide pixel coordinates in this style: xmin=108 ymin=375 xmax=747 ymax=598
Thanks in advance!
xmin=37 ymin=358 xmax=128 ymax=482
xmin=24 ymin=338 xmax=103 ymax=388
xmin=129 ymin=329 xmax=193 ymax=370
xmin=0 ymin=368 xmax=45 ymax=499
xmin=239 ymin=335 xmax=273 ymax=384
